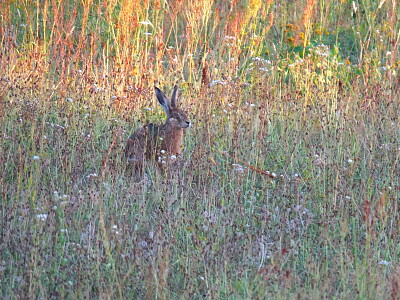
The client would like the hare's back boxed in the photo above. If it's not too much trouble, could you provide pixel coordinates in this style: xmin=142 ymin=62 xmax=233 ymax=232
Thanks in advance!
xmin=125 ymin=127 xmax=148 ymax=161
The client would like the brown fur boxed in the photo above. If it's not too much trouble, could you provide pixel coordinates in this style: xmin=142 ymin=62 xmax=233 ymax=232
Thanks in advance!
xmin=124 ymin=86 xmax=190 ymax=175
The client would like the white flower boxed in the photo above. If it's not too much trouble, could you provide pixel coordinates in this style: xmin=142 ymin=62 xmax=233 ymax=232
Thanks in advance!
xmin=347 ymin=159 xmax=353 ymax=164
xmin=32 ymin=155 xmax=40 ymax=160
xmin=352 ymin=1 xmax=358 ymax=13
xmin=36 ymin=214 xmax=48 ymax=221
xmin=232 ymin=163 xmax=245 ymax=172
xmin=138 ymin=20 xmax=153 ymax=26
xmin=209 ymin=80 xmax=226 ymax=87
xmin=378 ymin=260 xmax=391 ymax=266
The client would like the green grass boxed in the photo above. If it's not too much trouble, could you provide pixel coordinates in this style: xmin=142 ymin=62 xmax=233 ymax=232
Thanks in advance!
xmin=1 ymin=0 xmax=400 ymax=299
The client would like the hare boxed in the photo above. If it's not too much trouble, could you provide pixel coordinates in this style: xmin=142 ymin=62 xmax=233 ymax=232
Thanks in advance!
xmin=124 ymin=85 xmax=191 ymax=175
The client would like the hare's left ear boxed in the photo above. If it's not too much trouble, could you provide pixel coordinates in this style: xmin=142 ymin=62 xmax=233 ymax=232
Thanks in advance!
xmin=155 ymin=86 xmax=171 ymax=116
xmin=170 ymin=85 xmax=179 ymax=108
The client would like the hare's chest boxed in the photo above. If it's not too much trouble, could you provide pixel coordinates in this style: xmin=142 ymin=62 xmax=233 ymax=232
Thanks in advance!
xmin=160 ymin=129 xmax=183 ymax=155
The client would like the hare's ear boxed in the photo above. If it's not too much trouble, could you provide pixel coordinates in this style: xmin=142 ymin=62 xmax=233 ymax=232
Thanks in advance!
xmin=155 ymin=87 xmax=171 ymax=116
xmin=170 ymin=85 xmax=179 ymax=108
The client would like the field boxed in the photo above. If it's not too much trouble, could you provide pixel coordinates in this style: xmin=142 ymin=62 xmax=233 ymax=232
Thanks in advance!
xmin=1 ymin=0 xmax=399 ymax=298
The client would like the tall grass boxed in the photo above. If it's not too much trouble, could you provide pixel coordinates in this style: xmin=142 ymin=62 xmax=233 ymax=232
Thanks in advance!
xmin=1 ymin=0 xmax=399 ymax=298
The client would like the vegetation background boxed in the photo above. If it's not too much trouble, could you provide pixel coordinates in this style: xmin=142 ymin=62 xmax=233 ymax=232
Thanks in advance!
xmin=1 ymin=0 xmax=399 ymax=298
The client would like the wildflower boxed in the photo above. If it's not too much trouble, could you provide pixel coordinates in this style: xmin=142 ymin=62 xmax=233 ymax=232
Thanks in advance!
xmin=378 ymin=260 xmax=391 ymax=266
xmin=36 ymin=214 xmax=48 ymax=221
xmin=209 ymin=80 xmax=226 ymax=87
xmin=139 ymin=241 xmax=148 ymax=247
xmin=138 ymin=20 xmax=153 ymax=26
xmin=32 ymin=155 xmax=40 ymax=160
xmin=232 ymin=163 xmax=245 ymax=172
xmin=347 ymin=159 xmax=353 ymax=164
xmin=352 ymin=1 xmax=358 ymax=13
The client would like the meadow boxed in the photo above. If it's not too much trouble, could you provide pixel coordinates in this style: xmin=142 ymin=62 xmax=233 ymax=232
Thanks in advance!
xmin=0 ymin=0 xmax=399 ymax=298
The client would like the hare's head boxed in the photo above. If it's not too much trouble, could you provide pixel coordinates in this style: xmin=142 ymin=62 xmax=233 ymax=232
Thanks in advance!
xmin=155 ymin=85 xmax=191 ymax=129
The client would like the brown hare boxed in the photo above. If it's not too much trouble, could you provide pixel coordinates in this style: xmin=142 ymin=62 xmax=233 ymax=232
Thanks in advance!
xmin=124 ymin=85 xmax=191 ymax=175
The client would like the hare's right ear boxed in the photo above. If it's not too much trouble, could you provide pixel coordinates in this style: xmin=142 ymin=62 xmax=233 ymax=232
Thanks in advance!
xmin=170 ymin=85 xmax=179 ymax=108
xmin=155 ymin=87 xmax=171 ymax=116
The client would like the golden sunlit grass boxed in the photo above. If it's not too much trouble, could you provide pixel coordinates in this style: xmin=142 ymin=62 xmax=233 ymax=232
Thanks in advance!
xmin=1 ymin=0 xmax=400 ymax=298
